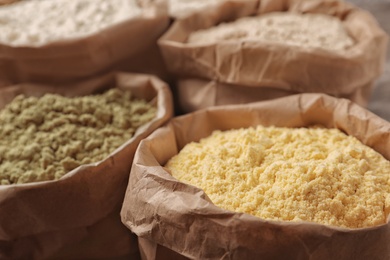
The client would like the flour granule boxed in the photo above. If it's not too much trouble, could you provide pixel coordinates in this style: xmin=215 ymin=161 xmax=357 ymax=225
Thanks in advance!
xmin=188 ymin=12 xmax=354 ymax=52
xmin=166 ymin=126 xmax=390 ymax=228
xmin=0 ymin=0 xmax=142 ymax=46
xmin=0 ymin=88 xmax=156 ymax=185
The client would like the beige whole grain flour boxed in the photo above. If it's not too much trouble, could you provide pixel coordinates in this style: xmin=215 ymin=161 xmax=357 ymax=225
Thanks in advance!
xmin=0 ymin=0 xmax=142 ymax=46
xmin=188 ymin=12 xmax=355 ymax=52
xmin=0 ymin=88 xmax=156 ymax=185
xmin=166 ymin=126 xmax=390 ymax=229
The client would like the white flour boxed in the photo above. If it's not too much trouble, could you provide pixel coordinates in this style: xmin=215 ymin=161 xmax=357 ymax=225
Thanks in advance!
xmin=0 ymin=0 xmax=142 ymax=46
xmin=188 ymin=12 xmax=355 ymax=52
xmin=168 ymin=0 xmax=223 ymax=18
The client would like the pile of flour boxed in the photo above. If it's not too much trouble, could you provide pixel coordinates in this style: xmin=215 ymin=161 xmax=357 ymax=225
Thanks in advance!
xmin=188 ymin=12 xmax=355 ymax=52
xmin=0 ymin=0 xmax=142 ymax=46
xmin=168 ymin=0 xmax=223 ymax=17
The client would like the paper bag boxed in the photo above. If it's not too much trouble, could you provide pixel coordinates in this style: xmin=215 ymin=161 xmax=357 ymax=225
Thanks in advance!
xmin=176 ymin=78 xmax=374 ymax=113
xmin=0 ymin=0 xmax=19 ymax=6
xmin=159 ymin=0 xmax=388 ymax=107
xmin=0 ymin=1 xmax=169 ymax=87
xmin=121 ymin=93 xmax=390 ymax=260
xmin=0 ymin=72 xmax=173 ymax=259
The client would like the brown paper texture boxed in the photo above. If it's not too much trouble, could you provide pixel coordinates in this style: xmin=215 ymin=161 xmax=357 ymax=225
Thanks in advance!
xmin=176 ymin=78 xmax=374 ymax=113
xmin=117 ymin=40 xmax=173 ymax=85
xmin=159 ymin=0 xmax=388 ymax=103
xmin=121 ymin=93 xmax=390 ymax=260
xmin=0 ymin=72 xmax=173 ymax=259
xmin=0 ymin=1 xmax=169 ymax=87
xmin=0 ymin=0 xmax=19 ymax=6
xmin=49 ymin=207 xmax=141 ymax=260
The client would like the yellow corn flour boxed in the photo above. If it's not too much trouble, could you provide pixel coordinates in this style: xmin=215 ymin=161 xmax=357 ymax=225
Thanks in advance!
xmin=166 ymin=126 xmax=390 ymax=229
xmin=0 ymin=88 xmax=156 ymax=185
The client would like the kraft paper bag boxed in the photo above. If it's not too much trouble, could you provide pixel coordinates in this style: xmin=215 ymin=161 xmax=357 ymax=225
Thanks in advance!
xmin=0 ymin=1 xmax=169 ymax=87
xmin=159 ymin=0 xmax=388 ymax=109
xmin=0 ymin=72 xmax=173 ymax=259
xmin=0 ymin=0 xmax=19 ymax=6
xmin=175 ymin=78 xmax=374 ymax=113
xmin=121 ymin=93 xmax=390 ymax=260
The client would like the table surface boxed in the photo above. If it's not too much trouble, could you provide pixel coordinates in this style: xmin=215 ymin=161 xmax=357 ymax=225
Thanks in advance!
xmin=349 ymin=0 xmax=390 ymax=121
